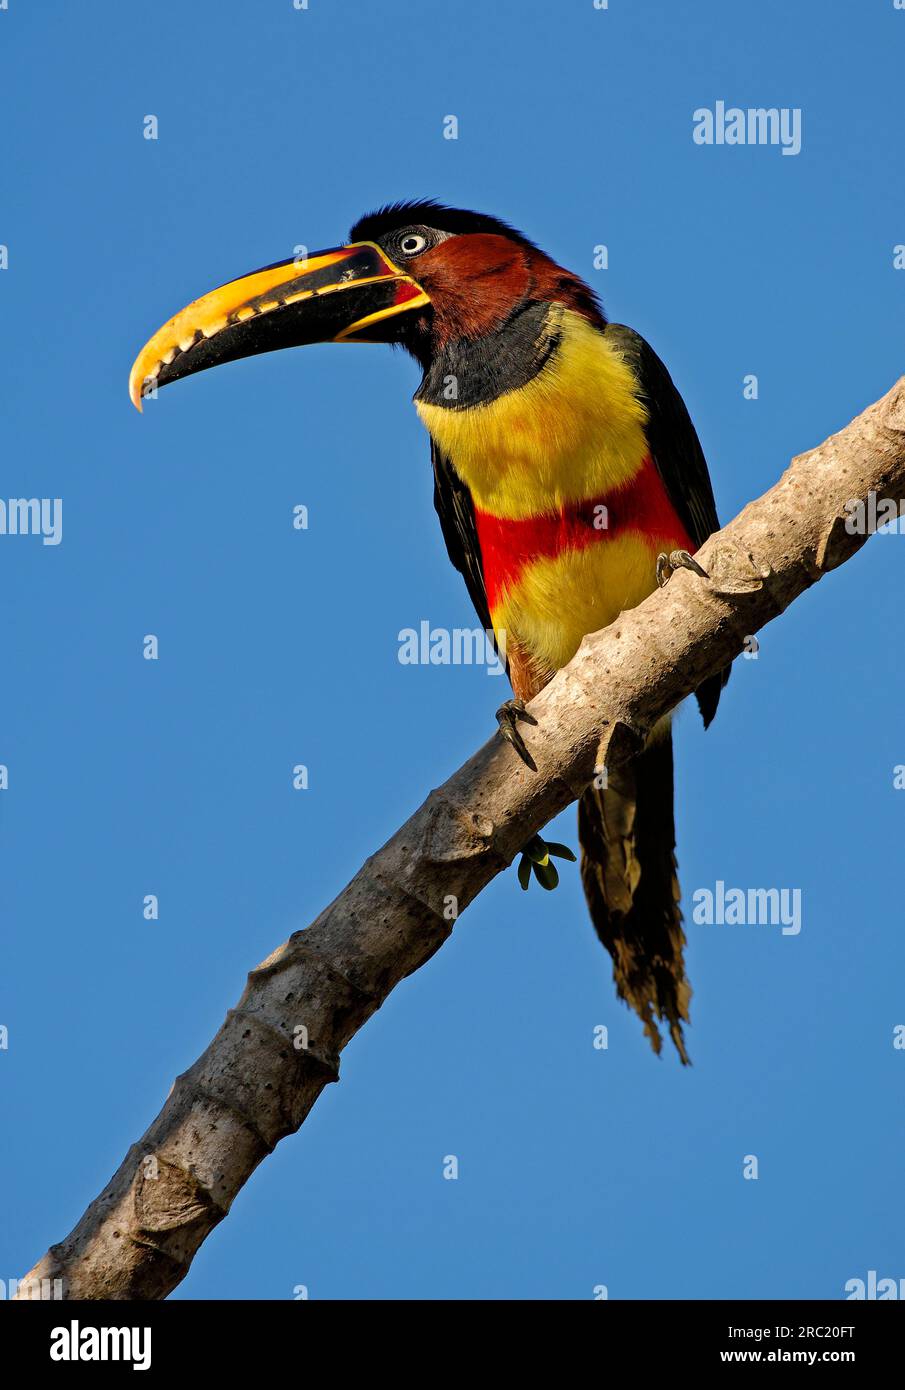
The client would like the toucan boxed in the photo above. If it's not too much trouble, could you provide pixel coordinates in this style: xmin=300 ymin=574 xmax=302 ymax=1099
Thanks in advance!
xmin=129 ymin=200 xmax=729 ymax=1062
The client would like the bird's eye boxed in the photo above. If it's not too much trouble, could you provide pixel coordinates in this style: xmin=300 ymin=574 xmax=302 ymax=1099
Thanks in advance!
xmin=398 ymin=232 xmax=429 ymax=256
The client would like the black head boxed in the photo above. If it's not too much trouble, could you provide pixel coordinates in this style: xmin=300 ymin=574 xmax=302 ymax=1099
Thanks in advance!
xmin=349 ymin=199 xmax=541 ymax=258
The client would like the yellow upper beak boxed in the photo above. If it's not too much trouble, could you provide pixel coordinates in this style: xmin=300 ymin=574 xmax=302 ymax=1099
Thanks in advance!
xmin=128 ymin=241 xmax=430 ymax=410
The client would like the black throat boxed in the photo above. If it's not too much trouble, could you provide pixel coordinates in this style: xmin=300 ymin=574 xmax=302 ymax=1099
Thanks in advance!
xmin=413 ymin=300 xmax=565 ymax=411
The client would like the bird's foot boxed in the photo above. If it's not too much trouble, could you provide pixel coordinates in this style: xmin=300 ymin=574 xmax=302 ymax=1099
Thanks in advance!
xmin=496 ymin=698 xmax=537 ymax=769
xmin=517 ymin=833 xmax=577 ymax=891
xmin=656 ymin=548 xmax=709 ymax=588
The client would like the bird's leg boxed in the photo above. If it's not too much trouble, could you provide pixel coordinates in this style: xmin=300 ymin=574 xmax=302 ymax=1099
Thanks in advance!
xmin=656 ymin=548 xmax=709 ymax=588
xmin=495 ymin=698 xmax=537 ymax=769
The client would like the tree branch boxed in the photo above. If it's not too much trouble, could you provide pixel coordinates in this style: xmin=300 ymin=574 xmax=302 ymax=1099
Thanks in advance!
xmin=15 ymin=377 xmax=905 ymax=1300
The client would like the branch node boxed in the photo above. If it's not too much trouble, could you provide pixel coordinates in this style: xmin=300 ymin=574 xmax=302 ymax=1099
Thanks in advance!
xmin=815 ymin=511 xmax=863 ymax=574
xmin=133 ymin=1153 xmax=226 ymax=1237
xmin=227 ymin=1005 xmax=341 ymax=1083
xmin=703 ymin=539 xmax=773 ymax=596
xmin=249 ymin=938 xmax=380 ymax=1008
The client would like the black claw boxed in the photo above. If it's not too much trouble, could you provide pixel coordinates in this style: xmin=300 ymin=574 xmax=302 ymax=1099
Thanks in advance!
xmin=674 ymin=549 xmax=709 ymax=578
xmin=656 ymin=548 xmax=709 ymax=587
xmin=496 ymin=699 xmax=537 ymax=770
xmin=498 ymin=698 xmax=537 ymax=727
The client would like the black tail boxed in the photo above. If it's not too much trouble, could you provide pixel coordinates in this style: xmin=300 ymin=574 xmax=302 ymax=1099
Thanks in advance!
xmin=578 ymin=729 xmax=691 ymax=1063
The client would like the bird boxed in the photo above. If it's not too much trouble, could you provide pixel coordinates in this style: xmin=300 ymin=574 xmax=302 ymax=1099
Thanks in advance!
xmin=129 ymin=199 xmax=729 ymax=1062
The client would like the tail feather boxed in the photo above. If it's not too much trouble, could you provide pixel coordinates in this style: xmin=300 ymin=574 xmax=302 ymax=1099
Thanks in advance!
xmin=578 ymin=729 xmax=691 ymax=1063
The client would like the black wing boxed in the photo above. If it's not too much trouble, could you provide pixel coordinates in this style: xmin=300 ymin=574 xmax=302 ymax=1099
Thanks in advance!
xmin=430 ymin=436 xmax=503 ymax=662
xmin=605 ymin=323 xmax=718 ymax=548
xmin=606 ymin=323 xmax=730 ymax=727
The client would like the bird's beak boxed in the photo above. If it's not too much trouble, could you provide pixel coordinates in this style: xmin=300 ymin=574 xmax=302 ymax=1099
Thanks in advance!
xmin=128 ymin=241 xmax=430 ymax=410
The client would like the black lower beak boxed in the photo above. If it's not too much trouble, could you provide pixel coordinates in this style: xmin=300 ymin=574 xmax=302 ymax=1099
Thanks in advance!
xmin=129 ymin=241 xmax=430 ymax=408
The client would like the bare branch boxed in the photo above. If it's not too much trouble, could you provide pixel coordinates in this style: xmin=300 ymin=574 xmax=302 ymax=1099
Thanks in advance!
xmin=15 ymin=377 xmax=905 ymax=1300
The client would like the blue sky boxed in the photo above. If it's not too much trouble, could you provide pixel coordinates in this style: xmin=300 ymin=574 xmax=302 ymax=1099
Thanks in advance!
xmin=1 ymin=0 xmax=903 ymax=1300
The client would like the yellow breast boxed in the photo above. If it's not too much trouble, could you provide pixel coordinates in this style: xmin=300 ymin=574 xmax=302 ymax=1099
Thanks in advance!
xmin=494 ymin=533 xmax=666 ymax=674
xmin=415 ymin=307 xmax=650 ymax=520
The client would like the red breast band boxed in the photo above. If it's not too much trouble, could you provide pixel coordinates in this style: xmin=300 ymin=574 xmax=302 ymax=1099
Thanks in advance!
xmin=474 ymin=456 xmax=694 ymax=611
